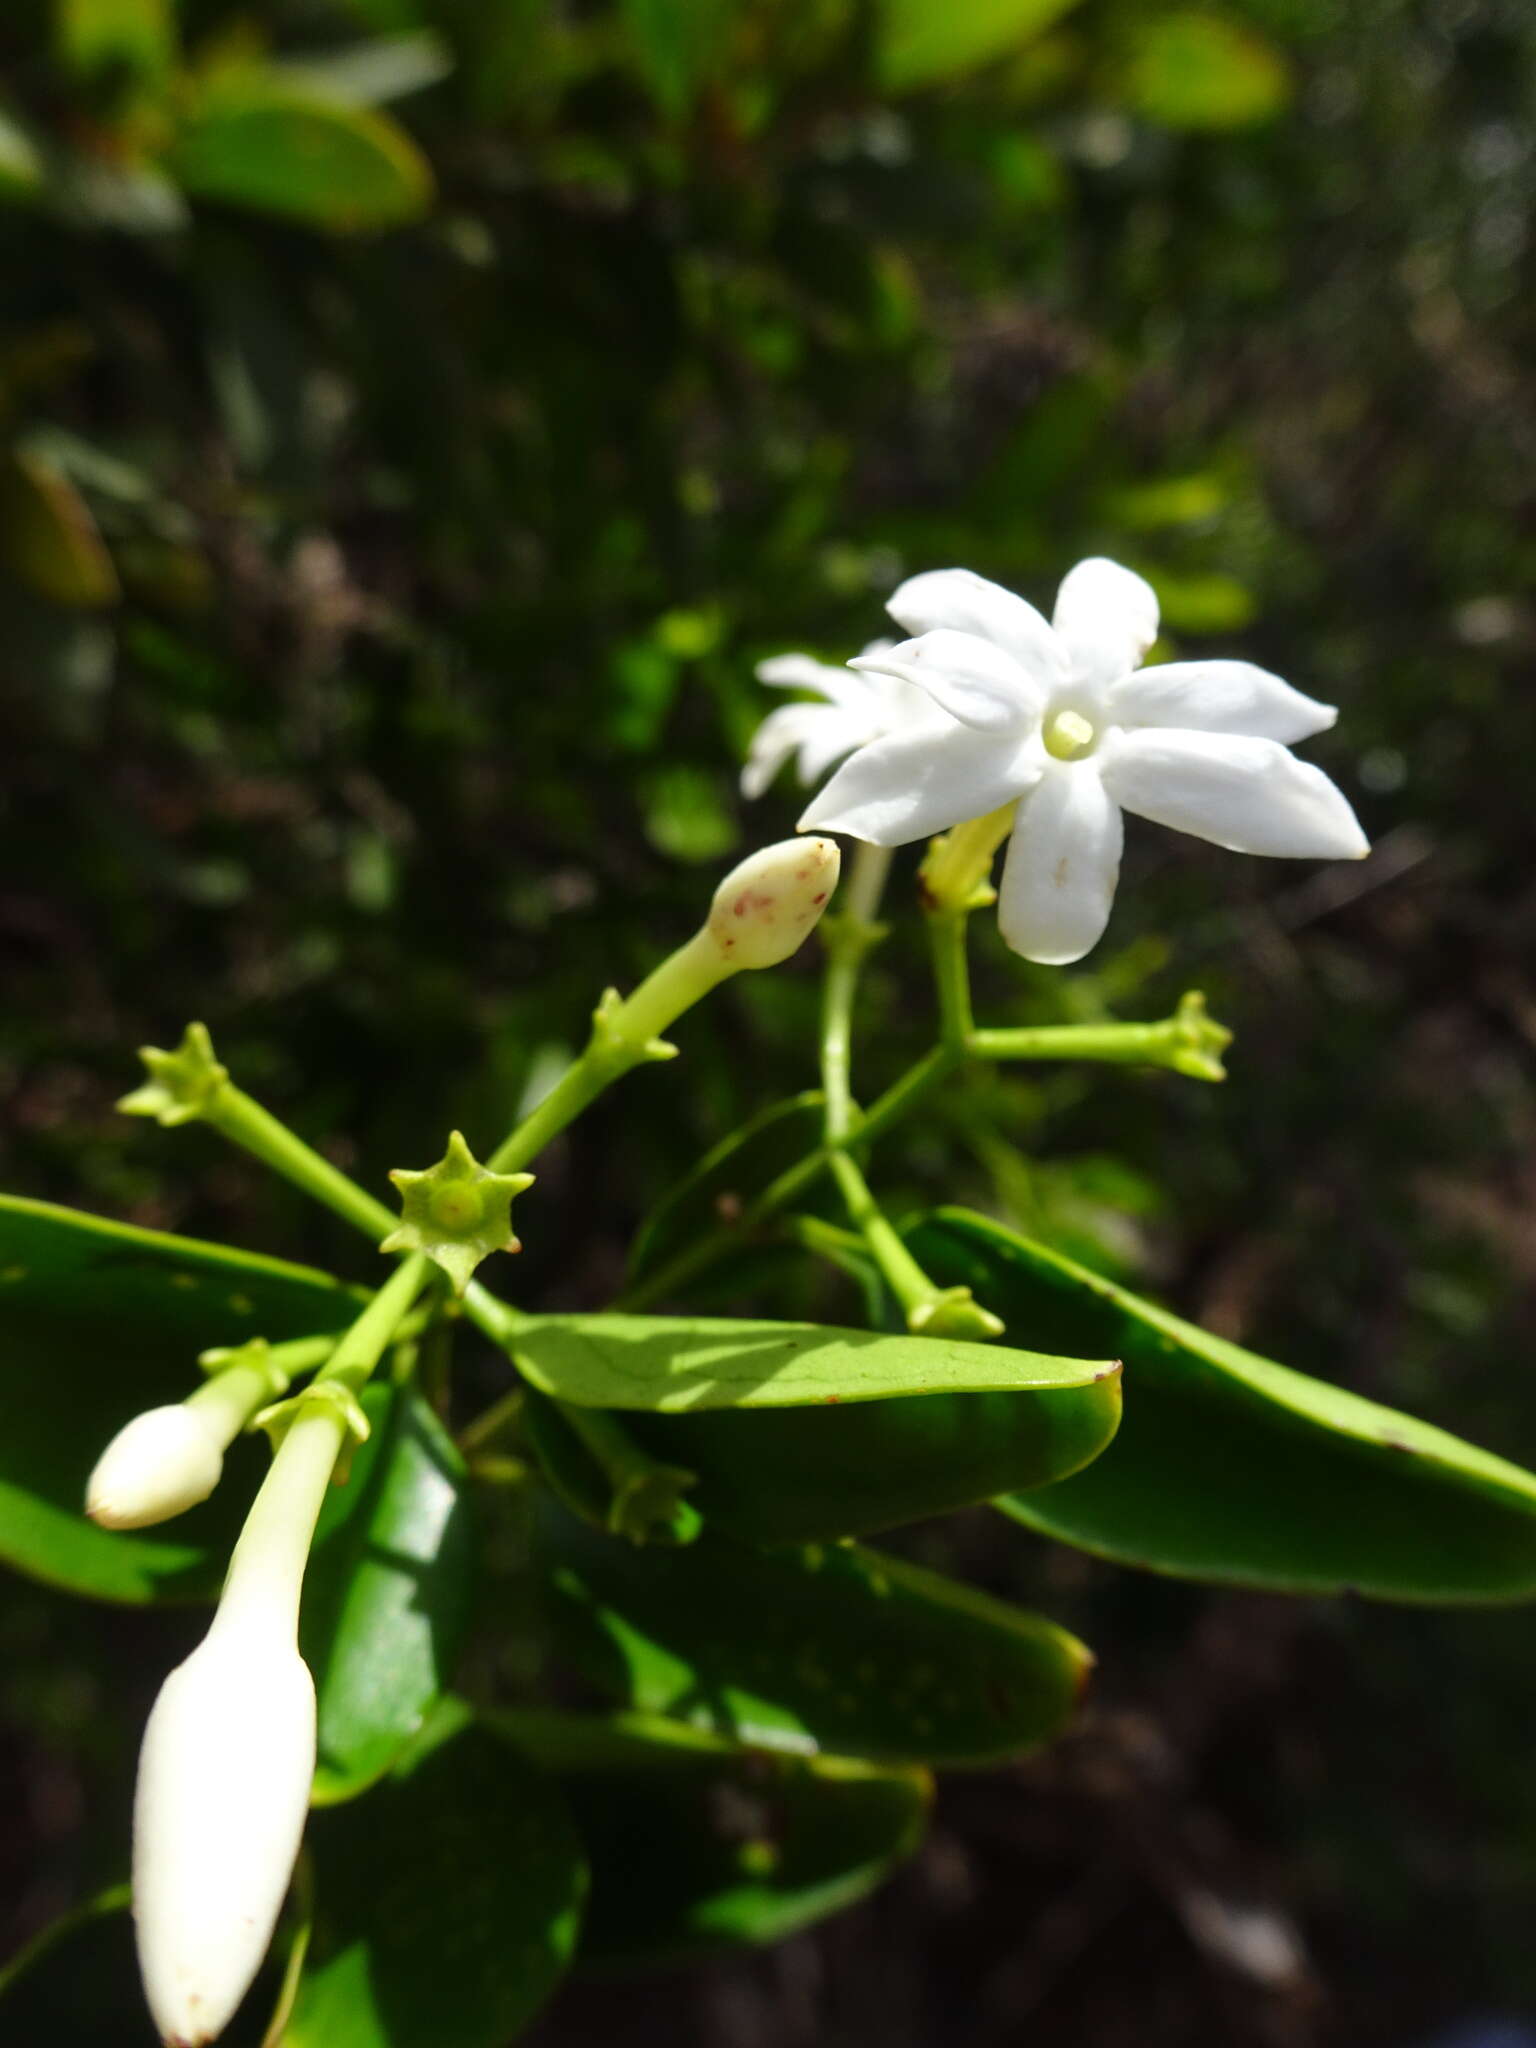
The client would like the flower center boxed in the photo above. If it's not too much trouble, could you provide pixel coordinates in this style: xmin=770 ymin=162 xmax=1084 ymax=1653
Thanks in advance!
xmin=1043 ymin=708 xmax=1097 ymax=762
xmin=430 ymin=1183 xmax=486 ymax=1233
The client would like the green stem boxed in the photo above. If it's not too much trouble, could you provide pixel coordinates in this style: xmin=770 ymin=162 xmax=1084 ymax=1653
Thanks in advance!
xmin=487 ymin=930 xmax=725 ymax=1177
xmin=206 ymin=1087 xmax=397 ymax=1240
xmin=313 ymin=1253 xmax=431 ymax=1401
xmin=927 ymin=908 xmax=975 ymax=1050
xmin=816 ymin=843 xmax=1002 ymax=1339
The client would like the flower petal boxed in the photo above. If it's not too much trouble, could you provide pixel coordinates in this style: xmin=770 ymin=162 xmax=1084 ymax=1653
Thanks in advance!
xmin=1108 ymin=659 xmax=1337 ymax=744
xmin=1053 ymin=558 xmax=1160 ymax=685
xmin=1100 ymin=728 xmax=1369 ymax=859
xmin=742 ymin=704 xmax=860 ymax=798
xmin=996 ymin=767 xmax=1124 ymax=965
xmin=799 ymin=722 xmax=1040 ymax=847
xmin=852 ymin=629 xmax=1045 ymax=732
xmin=886 ymin=568 xmax=1066 ymax=684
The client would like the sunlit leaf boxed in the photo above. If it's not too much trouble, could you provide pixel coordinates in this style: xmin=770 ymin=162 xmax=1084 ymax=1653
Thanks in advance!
xmin=877 ymin=0 xmax=1086 ymax=93
xmin=1119 ymin=12 xmax=1291 ymax=131
xmin=911 ymin=1209 xmax=1536 ymax=1602
xmin=170 ymin=70 xmax=433 ymax=231
xmin=304 ymin=1382 xmax=476 ymax=1803
xmin=56 ymin=0 xmax=176 ymax=85
xmin=511 ymin=1308 xmax=1114 ymax=1410
xmin=528 ymin=1363 xmax=1121 ymax=1543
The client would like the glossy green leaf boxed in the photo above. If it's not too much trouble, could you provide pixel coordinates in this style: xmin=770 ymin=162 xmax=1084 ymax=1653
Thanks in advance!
xmin=0 ymin=1194 xmax=359 ymax=1602
xmin=285 ymin=1710 xmax=585 ymax=2048
xmin=170 ymin=71 xmax=433 ymax=231
xmin=530 ymin=1365 xmax=1121 ymax=1543
xmin=877 ymin=0 xmax=1085 ymax=93
xmin=535 ymin=1499 xmax=1091 ymax=1765
xmin=0 ymin=448 xmax=120 ymax=606
xmin=911 ymin=1209 xmax=1536 ymax=1602
xmin=627 ymin=1091 xmax=826 ymax=1288
xmin=511 ymin=1309 xmax=1114 ymax=1410
xmin=1119 ymin=12 xmax=1291 ymax=130
xmin=304 ymin=1382 xmax=476 ymax=1803
xmin=500 ymin=1709 xmax=929 ymax=1967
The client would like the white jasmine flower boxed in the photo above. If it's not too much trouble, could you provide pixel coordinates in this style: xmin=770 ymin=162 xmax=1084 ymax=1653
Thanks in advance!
xmin=799 ymin=559 xmax=1368 ymax=963
xmin=741 ymin=642 xmax=944 ymax=799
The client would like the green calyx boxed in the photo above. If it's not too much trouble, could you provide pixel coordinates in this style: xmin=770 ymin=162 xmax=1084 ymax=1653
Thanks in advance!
xmin=117 ymin=1021 xmax=229 ymax=1127
xmin=382 ymin=1130 xmax=535 ymax=1297
xmin=1166 ymin=991 xmax=1233 ymax=1083
xmin=196 ymin=1335 xmax=296 ymax=1403
xmin=252 ymin=1378 xmax=372 ymax=1454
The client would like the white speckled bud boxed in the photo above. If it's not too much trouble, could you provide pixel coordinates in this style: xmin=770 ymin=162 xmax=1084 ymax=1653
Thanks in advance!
xmin=705 ymin=836 xmax=841 ymax=971
xmin=87 ymin=1406 xmax=225 ymax=1530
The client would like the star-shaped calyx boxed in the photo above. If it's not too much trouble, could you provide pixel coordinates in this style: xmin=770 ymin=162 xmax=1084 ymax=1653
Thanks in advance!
xmin=118 ymin=1022 xmax=229 ymax=1127
xmin=381 ymin=1130 xmax=534 ymax=1296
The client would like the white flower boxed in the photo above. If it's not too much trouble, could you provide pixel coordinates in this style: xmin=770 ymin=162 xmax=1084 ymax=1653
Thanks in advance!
xmin=741 ymin=642 xmax=944 ymax=799
xmin=799 ymin=559 xmax=1369 ymax=963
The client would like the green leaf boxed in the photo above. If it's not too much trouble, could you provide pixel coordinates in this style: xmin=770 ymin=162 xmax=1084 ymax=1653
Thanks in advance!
xmin=56 ymin=0 xmax=176 ymax=85
xmin=0 ymin=1194 xmax=359 ymax=1603
xmin=911 ymin=1209 xmax=1536 ymax=1602
xmin=876 ymin=0 xmax=1085 ymax=93
xmin=304 ymin=1382 xmax=476 ymax=1803
xmin=0 ymin=448 xmax=120 ymax=607
xmin=170 ymin=71 xmax=433 ymax=231
xmin=620 ymin=0 xmax=737 ymax=118
xmin=627 ymin=1091 xmax=827 ymax=1288
xmin=285 ymin=1710 xmax=586 ymax=2048
xmin=511 ymin=1309 xmax=1115 ymax=1410
xmin=535 ymin=1499 xmax=1091 ymax=1765
xmin=1118 ymin=12 xmax=1291 ymax=131
xmin=529 ymin=1364 xmax=1121 ymax=1543
xmin=500 ymin=1709 xmax=929 ymax=1966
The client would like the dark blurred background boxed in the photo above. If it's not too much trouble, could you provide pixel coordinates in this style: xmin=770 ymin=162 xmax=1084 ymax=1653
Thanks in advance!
xmin=3 ymin=0 xmax=1536 ymax=2041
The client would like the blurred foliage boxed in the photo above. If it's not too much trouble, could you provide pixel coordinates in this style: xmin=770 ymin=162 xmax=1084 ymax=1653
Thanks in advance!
xmin=3 ymin=0 xmax=1536 ymax=2039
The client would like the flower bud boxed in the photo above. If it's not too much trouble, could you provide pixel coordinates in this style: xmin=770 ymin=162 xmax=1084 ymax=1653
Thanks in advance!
xmin=133 ymin=1614 xmax=315 ymax=2047
xmin=705 ymin=836 xmax=840 ymax=971
xmin=87 ymin=1406 xmax=225 ymax=1530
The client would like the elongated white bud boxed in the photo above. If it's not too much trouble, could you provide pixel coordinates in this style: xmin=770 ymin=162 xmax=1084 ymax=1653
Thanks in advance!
xmin=87 ymin=1406 xmax=225 ymax=1530
xmin=705 ymin=836 xmax=840 ymax=970
xmin=133 ymin=1615 xmax=315 ymax=2047
xmin=133 ymin=1402 xmax=346 ymax=2046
